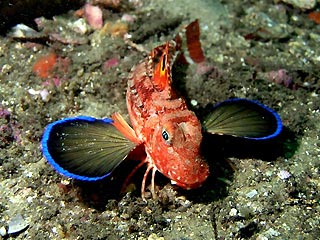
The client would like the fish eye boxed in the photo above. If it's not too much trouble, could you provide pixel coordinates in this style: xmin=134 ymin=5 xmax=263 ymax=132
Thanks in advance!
xmin=161 ymin=125 xmax=173 ymax=145
xmin=162 ymin=130 xmax=169 ymax=141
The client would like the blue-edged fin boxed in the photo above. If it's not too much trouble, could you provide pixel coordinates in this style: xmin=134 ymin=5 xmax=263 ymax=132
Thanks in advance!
xmin=202 ymin=98 xmax=282 ymax=140
xmin=41 ymin=116 xmax=137 ymax=181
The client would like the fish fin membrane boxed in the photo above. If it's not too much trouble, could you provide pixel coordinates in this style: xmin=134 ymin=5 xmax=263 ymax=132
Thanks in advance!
xmin=41 ymin=116 xmax=137 ymax=181
xmin=203 ymin=98 xmax=282 ymax=140
xmin=185 ymin=19 xmax=205 ymax=63
xmin=174 ymin=19 xmax=205 ymax=65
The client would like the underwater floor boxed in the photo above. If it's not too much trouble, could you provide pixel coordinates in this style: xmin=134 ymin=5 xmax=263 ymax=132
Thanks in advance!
xmin=0 ymin=0 xmax=319 ymax=239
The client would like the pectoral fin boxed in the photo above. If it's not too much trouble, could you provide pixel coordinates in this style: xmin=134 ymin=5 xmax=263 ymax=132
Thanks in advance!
xmin=202 ymin=98 xmax=282 ymax=140
xmin=41 ymin=116 xmax=138 ymax=181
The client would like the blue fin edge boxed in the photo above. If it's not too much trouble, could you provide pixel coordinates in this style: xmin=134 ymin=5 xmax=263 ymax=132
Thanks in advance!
xmin=214 ymin=98 xmax=283 ymax=140
xmin=41 ymin=116 xmax=114 ymax=181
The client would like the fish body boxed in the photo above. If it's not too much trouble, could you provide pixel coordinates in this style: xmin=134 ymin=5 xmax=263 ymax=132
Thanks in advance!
xmin=126 ymin=41 xmax=209 ymax=190
xmin=111 ymin=21 xmax=210 ymax=196
xmin=41 ymin=20 xmax=282 ymax=200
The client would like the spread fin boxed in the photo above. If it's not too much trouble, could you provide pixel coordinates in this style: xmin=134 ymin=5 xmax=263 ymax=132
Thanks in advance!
xmin=203 ymin=98 xmax=282 ymax=140
xmin=41 ymin=116 xmax=138 ymax=181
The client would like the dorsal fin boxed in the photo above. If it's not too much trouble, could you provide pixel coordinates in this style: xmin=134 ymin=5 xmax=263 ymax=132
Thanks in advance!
xmin=185 ymin=19 xmax=205 ymax=63
xmin=175 ymin=19 xmax=205 ymax=64
xmin=150 ymin=20 xmax=205 ymax=91
xmin=152 ymin=42 xmax=171 ymax=91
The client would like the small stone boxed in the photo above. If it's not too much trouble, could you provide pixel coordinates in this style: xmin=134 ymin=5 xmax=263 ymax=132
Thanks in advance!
xmin=246 ymin=189 xmax=258 ymax=198
xmin=70 ymin=18 xmax=88 ymax=34
xmin=0 ymin=226 xmax=7 ymax=236
xmin=148 ymin=233 xmax=165 ymax=240
xmin=9 ymin=24 xmax=39 ymax=38
xmin=265 ymin=227 xmax=281 ymax=237
xmin=280 ymin=0 xmax=316 ymax=10
xmin=7 ymin=214 xmax=29 ymax=235
xmin=278 ymin=170 xmax=291 ymax=180
xmin=229 ymin=208 xmax=238 ymax=216
xmin=84 ymin=3 xmax=103 ymax=30
xmin=190 ymin=99 xmax=198 ymax=106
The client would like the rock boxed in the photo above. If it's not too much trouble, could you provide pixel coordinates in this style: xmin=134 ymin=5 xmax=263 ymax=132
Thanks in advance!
xmin=279 ymin=0 xmax=317 ymax=10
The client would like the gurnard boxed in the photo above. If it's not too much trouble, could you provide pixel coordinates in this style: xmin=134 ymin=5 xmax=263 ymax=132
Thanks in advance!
xmin=41 ymin=20 xmax=282 ymax=200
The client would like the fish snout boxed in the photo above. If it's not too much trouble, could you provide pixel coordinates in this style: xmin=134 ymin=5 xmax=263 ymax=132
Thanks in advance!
xmin=169 ymin=156 xmax=209 ymax=190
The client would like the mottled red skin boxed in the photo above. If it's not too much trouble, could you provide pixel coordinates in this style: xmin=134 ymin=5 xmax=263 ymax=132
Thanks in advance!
xmin=126 ymin=40 xmax=209 ymax=191
xmin=111 ymin=21 xmax=209 ymax=199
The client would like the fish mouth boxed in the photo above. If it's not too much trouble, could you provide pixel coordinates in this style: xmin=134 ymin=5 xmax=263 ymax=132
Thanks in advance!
xmin=170 ymin=165 xmax=210 ymax=190
xmin=171 ymin=178 xmax=207 ymax=190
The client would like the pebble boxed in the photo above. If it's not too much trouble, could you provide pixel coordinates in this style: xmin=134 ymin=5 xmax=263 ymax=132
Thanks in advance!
xmin=148 ymin=233 xmax=165 ymax=240
xmin=70 ymin=18 xmax=88 ymax=35
xmin=277 ymin=170 xmax=291 ymax=180
xmin=280 ymin=0 xmax=316 ymax=9
xmin=229 ymin=208 xmax=238 ymax=216
xmin=190 ymin=99 xmax=198 ymax=106
xmin=9 ymin=24 xmax=40 ymax=38
xmin=7 ymin=214 xmax=29 ymax=235
xmin=0 ymin=226 xmax=6 ymax=237
xmin=246 ymin=189 xmax=258 ymax=198
xmin=264 ymin=227 xmax=281 ymax=237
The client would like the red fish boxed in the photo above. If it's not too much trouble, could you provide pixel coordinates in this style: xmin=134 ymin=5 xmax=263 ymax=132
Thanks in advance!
xmin=113 ymin=25 xmax=208 ymax=196
xmin=110 ymin=20 xmax=209 ymax=198
xmin=41 ymin=20 xmax=282 ymax=200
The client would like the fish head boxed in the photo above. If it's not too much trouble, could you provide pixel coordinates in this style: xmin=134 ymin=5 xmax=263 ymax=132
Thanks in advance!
xmin=146 ymin=111 xmax=209 ymax=189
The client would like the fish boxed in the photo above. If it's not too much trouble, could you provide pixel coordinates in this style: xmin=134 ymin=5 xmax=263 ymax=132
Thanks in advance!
xmin=41 ymin=20 xmax=282 ymax=200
